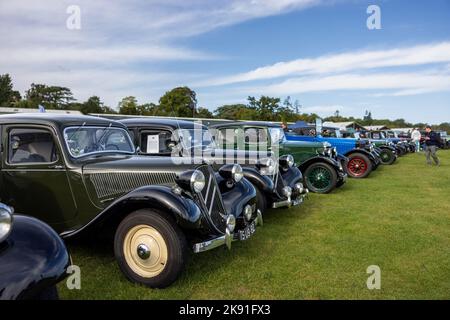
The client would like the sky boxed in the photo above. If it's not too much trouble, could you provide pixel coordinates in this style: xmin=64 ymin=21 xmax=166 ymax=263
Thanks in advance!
xmin=1 ymin=0 xmax=450 ymax=124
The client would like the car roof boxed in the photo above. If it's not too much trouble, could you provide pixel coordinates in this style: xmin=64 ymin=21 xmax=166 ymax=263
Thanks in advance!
xmin=209 ymin=121 xmax=282 ymax=128
xmin=0 ymin=113 xmax=126 ymax=129
xmin=120 ymin=117 xmax=207 ymax=130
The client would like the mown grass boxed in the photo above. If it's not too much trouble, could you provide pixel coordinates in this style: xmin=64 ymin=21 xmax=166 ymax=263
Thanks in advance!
xmin=60 ymin=151 xmax=450 ymax=300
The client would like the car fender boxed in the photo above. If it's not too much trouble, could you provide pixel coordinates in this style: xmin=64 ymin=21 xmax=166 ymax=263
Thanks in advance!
xmin=63 ymin=185 xmax=203 ymax=238
xmin=242 ymin=167 xmax=274 ymax=194
xmin=0 ymin=215 xmax=70 ymax=300
xmin=298 ymin=155 xmax=340 ymax=174
xmin=280 ymin=166 xmax=303 ymax=188
xmin=220 ymin=178 xmax=257 ymax=218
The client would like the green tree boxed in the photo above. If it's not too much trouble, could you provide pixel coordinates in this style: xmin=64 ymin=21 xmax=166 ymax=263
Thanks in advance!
xmin=0 ymin=74 xmax=21 ymax=107
xmin=78 ymin=96 xmax=104 ymax=114
xmin=158 ymin=86 xmax=197 ymax=117
xmin=118 ymin=96 xmax=139 ymax=115
xmin=214 ymin=104 xmax=257 ymax=120
xmin=25 ymin=83 xmax=75 ymax=109
xmin=195 ymin=107 xmax=213 ymax=118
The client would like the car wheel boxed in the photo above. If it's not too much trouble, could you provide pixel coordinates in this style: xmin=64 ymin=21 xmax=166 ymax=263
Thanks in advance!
xmin=346 ymin=153 xmax=372 ymax=178
xmin=255 ymin=186 xmax=268 ymax=213
xmin=304 ymin=162 xmax=338 ymax=194
xmin=379 ymin=149 xmax=396 ymax=165
xmin=33 ymin=286 xmax=59 ymax=300
xmin=114 ymin=209 xmax=188 ymax=289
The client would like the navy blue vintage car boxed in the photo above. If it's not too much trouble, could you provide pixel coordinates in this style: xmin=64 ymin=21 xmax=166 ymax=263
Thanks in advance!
xmin=0 ymin=203 xmax=70 ymax=300
xmin=286 ymin=120 xmax=381 ymax=179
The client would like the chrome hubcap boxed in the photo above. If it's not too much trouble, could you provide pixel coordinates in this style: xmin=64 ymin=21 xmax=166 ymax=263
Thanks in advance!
xmin=137 ymin=244 xmax=151 ymax=260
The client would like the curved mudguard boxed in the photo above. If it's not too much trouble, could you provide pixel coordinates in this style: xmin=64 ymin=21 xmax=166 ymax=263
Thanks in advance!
xmin=63 ymin=185 xmax=203 ymax=238
xmin=0 ymin=215 xmax=70 ymax=300
xmin=298 ymin=155 xmax=341 ymax=174
xmin=220 ymin=178 xmax=257 ymax=219
xmin=280 ymin=166 xmax=303 ymax=188
xmin=242 ymin=167 xmax=275 ymax=194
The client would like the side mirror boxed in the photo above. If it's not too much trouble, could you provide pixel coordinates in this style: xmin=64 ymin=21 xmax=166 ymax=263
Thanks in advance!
xmin=136 ymin=146 xmax=141 ymax=153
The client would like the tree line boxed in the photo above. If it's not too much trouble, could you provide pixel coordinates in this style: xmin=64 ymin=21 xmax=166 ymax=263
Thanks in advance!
xmin=0 ymin=73 xmax=448 ymax=131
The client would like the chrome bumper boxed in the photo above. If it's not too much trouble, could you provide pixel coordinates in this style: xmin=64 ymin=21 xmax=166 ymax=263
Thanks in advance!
xmin=272 ymin=190 xmax=308 ymax=209
xmin=192 ymin=210 xmax=263 ymax=253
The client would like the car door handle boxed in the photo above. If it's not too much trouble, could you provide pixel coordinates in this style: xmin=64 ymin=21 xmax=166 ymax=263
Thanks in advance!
xmin=50 ymin=165 xmax=65 ymax=169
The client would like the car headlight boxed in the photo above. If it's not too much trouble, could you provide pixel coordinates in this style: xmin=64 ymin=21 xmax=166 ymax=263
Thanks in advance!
xmin=294 ymin=183 xmax=304 ymax=194
xmin=226 ymin=215 xmax=236 ymax=232
xmin=282 ymin=186 xmax=292 ymax=198
xmin=257 ymin=157 xmax=276 ymax=175
xmin=0 ymin=204 xmax=13 ymax=243
xmin=243 ymin=204 xmax=253 ymax=221
xmin=176 ymin=169 xmax=205 ymax=193
xmin=219 ymin=164 xmax=244 ymax=183
xmin=279 ymin=155 xmax=295 ymax=170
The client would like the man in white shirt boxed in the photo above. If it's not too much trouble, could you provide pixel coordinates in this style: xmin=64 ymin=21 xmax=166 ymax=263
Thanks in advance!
xmin=411 ymin=128 xmax=421 ymax=152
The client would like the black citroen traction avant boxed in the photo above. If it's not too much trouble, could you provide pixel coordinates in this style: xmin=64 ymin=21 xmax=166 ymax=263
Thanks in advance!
xmin=121 ymin=118 xmax=308 ymax=213
xmin=0 ymin=113 xmax=261 ymax=288
xmin=0 ymin=203 xmax=70 ymax=300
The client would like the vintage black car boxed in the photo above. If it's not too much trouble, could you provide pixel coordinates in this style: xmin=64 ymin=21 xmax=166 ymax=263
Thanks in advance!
xmin=0 ymin=114 xmax=261 ymax=288
xmin=121 ymin=118 xmax=307 ymax=213
xmin=0 ymin=203 xmax=70 ymax=300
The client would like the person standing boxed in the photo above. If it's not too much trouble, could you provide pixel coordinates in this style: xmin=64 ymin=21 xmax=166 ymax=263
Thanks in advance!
xmin=411 ymin=128 xmax=421 ymax=152
xmin=424 ymin=126 xmax=440 ymax=166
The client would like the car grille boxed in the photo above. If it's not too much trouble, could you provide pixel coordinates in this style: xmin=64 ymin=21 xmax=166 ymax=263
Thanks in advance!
xmin=196 ymin=165 xmax=227 ymax=232
xmin=273 ymin=166 xmax=287 ymax=197
xmin=89 ymin=171 xmax=177 ymax=199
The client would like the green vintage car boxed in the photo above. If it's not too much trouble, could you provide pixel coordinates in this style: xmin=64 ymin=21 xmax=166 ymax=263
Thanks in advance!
xmin=209 ymin=122 xmax=347 ymax=194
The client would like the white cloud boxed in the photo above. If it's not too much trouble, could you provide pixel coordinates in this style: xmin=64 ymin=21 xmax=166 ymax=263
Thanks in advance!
xmin=0 ymin=0 xmax=320 ymax=106
xmin=251 ymin=71 xmax=450 ymax=96
xmin=198 ymin=42 xmax=450 ymax=86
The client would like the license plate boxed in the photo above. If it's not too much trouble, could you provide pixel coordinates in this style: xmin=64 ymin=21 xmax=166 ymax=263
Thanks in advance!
xmin=238 ymin=220 xmax=256 ymax=241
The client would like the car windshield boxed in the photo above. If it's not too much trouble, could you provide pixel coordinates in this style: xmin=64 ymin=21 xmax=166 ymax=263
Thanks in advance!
xmin=268 ymin=128 xmax=285 ymax=145
xmin=64 ymin=126 xmax=135 ymax=158
xmin=177 ymin=129 xmax=217 ymax=150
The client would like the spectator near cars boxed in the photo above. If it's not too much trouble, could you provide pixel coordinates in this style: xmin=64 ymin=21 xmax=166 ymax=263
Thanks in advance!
xmin=423 ymin=126 xmax=440 ymax=166
xmin=411 ymin=128 xmax=421 ymax=152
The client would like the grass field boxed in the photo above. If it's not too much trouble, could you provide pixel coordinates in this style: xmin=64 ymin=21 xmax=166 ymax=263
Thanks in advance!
xmin=60 ymin=151 xmax=450 ymax=300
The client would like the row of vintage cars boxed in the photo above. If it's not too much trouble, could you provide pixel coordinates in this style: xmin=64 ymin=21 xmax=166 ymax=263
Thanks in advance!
xmin=0 ymin=114 xmax=415 ymax=299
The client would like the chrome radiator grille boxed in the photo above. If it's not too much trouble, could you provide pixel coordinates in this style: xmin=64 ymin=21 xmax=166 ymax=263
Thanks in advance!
xmin=197 ymin=165 xmax=227 ymax=231
xmin=273 ymin=166 xmax=286 ymax=197
xmin=89 ymin=171 xmax=177 ymax=199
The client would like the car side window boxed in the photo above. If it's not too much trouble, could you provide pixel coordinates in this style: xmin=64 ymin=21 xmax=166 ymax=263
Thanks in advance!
xmin=8 ymin=128 xmax=58 ymax=164
xmin=244 ymin=128 xmax=267 ymax=144
xmin=140 ymin=130 xmax=173 ymax=154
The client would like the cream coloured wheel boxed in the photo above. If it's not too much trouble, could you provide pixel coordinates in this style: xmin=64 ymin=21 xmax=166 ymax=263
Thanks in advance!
xmin=123 ymin=224 xmax=168 ymax=278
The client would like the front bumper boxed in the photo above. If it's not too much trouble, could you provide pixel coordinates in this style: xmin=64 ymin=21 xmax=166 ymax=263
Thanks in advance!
xmin=192 ymin=210 xmax=263 ymax=253
xmin=272 ymin=187 xmax=308 ymax=208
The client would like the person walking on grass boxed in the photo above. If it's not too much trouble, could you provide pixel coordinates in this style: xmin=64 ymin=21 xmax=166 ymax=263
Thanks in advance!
xmin=411 ymin=128 xmax=421 ymax=152
xmin=424 ymin=126 xmax=440 ymax=166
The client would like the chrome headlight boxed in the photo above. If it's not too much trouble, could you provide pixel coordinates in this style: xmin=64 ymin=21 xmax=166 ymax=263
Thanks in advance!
xmin=294 ymin=183 xmax=304 ymax=194
xmin=243 ymin=204 xmax=253 ymax=221
xmin=231 ymin=164 xmax=243 ymax=183
xmin=0 ymin=204 xmax=13 ymax=243
xmin=226 ymin=215 xmax=236 ymax=232
xmin=176 ymin=169 xmax=205 ymax=193
xmin=257 ymin=157 xmax=276 ymax=175
xmin=282 ymin=186 xmax=292 ymax=198
xmin=219 ymin=164 xmax=243 ymax=183
xmin=279 ymin=154 xmax=295 ymax=170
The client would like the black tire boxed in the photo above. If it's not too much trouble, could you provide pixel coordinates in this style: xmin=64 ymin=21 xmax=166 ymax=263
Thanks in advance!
xmin=379 ymin=148 xmax=396 ymax=165
xmin=114 ymin=209 xmax=188 ymax=289
xmin=346 ymin=153 xmax=373 ymax=179
xmin=255 ymin=186 xmax=268 ymax=213
xmin=303 ymin=162 xmax=338 ymax=194
xmin=34 ymin=286 xmax=59 ymax=300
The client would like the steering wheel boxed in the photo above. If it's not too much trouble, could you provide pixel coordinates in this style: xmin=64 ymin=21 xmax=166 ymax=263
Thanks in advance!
xmin=105 ymin=144 xmax=120 ymax=150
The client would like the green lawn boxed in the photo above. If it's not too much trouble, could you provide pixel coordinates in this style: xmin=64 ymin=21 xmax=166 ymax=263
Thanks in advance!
xmin=60 ymin=151 xmax=450 ymax=300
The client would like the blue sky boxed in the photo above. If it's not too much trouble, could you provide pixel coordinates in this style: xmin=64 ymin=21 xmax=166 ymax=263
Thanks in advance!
xmin=1 ymin=0 xmax=449 ymax=124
